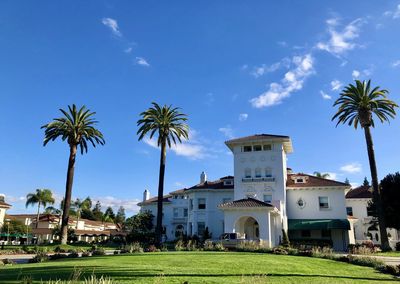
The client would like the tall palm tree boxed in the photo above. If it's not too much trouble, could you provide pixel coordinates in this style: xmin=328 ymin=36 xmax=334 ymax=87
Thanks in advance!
xmin=137 ymin=102 xmax=189 ymax=245
xmin=313 ymin=172 xmax=330 ymax=179
xmin=332 ymin=80 xmax=398 ymax=251
xmin=26 ymin=189 xmax=55 ymax=229
xmin=42 ymin=104 xmax=105 ymax=244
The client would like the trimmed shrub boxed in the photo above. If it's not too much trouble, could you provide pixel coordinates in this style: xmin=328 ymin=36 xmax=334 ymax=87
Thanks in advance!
xmin=121 ymin=243 xmax=144 ymax=253
xmin=214 ymin=242 xmax=225 ymax=252
xmin=1 ymin=258 xmax=16 ymax=265
xmin=29 ymin=251 xmax=49 ymax=263
xmin=92 ymin=248 xmax=105 ymax=256
xmin=175 ymin=240 xmax=185 ymax=251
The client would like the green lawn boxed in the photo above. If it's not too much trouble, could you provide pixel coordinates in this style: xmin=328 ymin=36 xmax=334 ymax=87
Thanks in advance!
xmin=1 ymin=243 xmax=118 ymax=252
xmin=375 ymin=251 xmax=400 ymax=257
xmin=0 ymin=252 xmax=398 ymax=283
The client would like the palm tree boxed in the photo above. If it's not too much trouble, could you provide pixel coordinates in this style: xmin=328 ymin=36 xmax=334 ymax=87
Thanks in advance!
xmin=41 ymin=104 xmax=105 ymax=244
xmin=313 ymin=172 xmax=330 ymax=179
xmin=332 ymin=79 xmax=398 ymax=251
xmin=26 ymin=189 xmax=55 ymax=228
xmin=72 ymin=198 xmax=91 ymax=229
xmin=137 ymin=102 xmax=189 ymax=245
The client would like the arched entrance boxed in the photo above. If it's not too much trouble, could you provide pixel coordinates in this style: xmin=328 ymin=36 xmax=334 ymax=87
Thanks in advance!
xmin=235 ymin=216 xmax=260 ymax=240
xmin=175 ymin=224 xmax=185 ymax=238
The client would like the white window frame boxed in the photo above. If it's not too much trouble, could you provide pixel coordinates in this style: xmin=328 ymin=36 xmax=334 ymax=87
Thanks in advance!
xmin=319 ymin=196 xmax=330 ymax=209
xmin=255 ymin=168 xmax=262 ymax=178
xmin=244 ymin=168 xmax=252 ymax=178
xmin=198 ymin=198 xmax=206 ymax=210
xmin=263 ymin=194 xmax=272 ymax=203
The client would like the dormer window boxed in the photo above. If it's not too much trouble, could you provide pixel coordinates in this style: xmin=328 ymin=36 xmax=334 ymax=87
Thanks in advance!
xmin=253 ymin=145 xmax=262 ymax=151
xmin=243 ymin=146 xmax=252 ymax=152
xmin=296 ymin=178 xmax=305 ymax=183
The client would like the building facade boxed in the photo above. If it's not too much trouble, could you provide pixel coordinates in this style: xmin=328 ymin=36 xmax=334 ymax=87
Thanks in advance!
xmin=139 ymin=134 xmax=356 ymax=251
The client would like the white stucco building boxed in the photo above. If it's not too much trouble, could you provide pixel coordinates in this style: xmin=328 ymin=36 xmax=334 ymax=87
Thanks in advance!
xmin=0 ymin=194 xmax=12 ymax=228
xmin=139 ymin=134 xmax=356 ymax=251
xmin=345 ymin=185 xmax=399 ymax=249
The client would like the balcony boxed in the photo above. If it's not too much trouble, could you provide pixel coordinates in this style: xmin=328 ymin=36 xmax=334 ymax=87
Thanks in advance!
xmin=242 ymin=177 xmax=275 ymax=183
xmin=172 ymin=217 xmax=188 ymax=224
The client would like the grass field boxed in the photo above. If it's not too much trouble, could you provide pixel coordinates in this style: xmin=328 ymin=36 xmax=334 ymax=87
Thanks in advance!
xmin=1 ymin=243 xmax=118 ymax=252
xmin=0 ymin=252 xmax=399 ymax=283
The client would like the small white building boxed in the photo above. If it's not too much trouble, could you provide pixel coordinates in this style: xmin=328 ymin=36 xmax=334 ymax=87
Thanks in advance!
xmin=139 ymin=133 xmax=356 ymax=251
xmin=345 ymin=185 xmax=399 ymax=249
xmin=0 ymin=194 xmax=12 ymax=228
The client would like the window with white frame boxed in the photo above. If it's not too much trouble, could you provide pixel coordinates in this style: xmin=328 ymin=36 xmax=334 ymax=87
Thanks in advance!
xmin=265 ymin=167 xmax=272 ymax=177
xmin=183 ymin=208 xmax=188 ymax=217
xmin=319 ymin=196 xmax=329 ymax=209
xmin=263 ymin=194 xmax=272 ymax=203
xmin=197 ymin=222 xmax=206 ymax=235
xmin=253 ymin=145 xmax=262 ymax=151
xmin=255 ymin=168 xmax=262 ymax=178
xmin=243 ymin=146 xmax=252 ymax=152
xmin=198 ymin=198 xmax=206 ymax=210
xmin=346 ymin=207 xmax=353 ymax=216
xmin=244 ymin=168 xmax=251 ymax=178
xmin=173 ymin=208 xmax=179 ymax=218
xmin=263 ymin=144 xmax=272 ymax=151
xmin=189 ymin=199 xmax=193 ymax=210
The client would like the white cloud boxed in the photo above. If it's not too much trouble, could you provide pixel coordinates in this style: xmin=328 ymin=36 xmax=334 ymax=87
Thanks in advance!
xmin=251 ymin=58 xmax=290 ymax=78
xmin=392 ymin=60 xmax=400 ymax=68
xmin=124 ymin=47 xmax=133 ymax=53
xmin=352 ymin=70 xmax=360 ymax=79
xmin=331 ymin=80 xmax=342 ymax=91
xmin=316 ymin=18 xmax=365 ymax=56
xmin=135 ymin=57 xmax=150 ymax=67
xmin=101 ymin=18 xmax=122 ymax=37
xmin=340 ymin=162 xmax=362 ymax=174
xmin=320 ymin=90 xmax=331 ymax=100
xmin=143 ymin=130 xmax=207 ymax=160
xmin=250 ymin=53 xmax=314 ymax=108
xmin=93 ymin=196 xmax=141 ymax=214
xmin=383 ymin=4 xmax=400 ymax=19
xmin=350 ymin=182 xmax=359 ymax=188
xmin=239 ymin=113 xmax=248 ymax=121
xmin=219 ymin=125 xmax=234 ymax=139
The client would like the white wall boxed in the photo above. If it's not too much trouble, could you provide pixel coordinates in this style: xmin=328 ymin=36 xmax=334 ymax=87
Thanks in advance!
xmin=287 ymin=188 xmax=348 ymax=219
xmin=0 ymin=208 xmax=6 ymax=227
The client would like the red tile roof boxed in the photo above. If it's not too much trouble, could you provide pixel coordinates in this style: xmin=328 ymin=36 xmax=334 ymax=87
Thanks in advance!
xmin=286 ymin=173 xmax=350 ymax=188
xmin=218 ymin=198 xmax=273 ymax=209
xmin=226 ymin=134 xmax=290 ymax=143
xmin=345 ymin=185 xmax=372 ymax=199
xmin=0 ymin=201 xmax=11 ymax=208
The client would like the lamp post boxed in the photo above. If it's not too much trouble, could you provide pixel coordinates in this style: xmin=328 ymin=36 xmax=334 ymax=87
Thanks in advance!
xmin=4 ymin=219 xmax=10 ymax=245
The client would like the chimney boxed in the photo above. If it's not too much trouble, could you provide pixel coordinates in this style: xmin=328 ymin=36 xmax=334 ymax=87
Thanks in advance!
xmin=200 ymin=171 xmax=207 ymax=184
xmin=143 ymin=189 xmax=150 ymax=202
xmin=0 ymin=194 xmax=4 ymax=203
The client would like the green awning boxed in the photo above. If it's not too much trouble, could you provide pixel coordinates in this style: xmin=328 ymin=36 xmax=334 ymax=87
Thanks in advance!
xmin=0 ymin=233 xmax=33 ymax=237
xmin=288 ymin=219 xmax=350 ymax=230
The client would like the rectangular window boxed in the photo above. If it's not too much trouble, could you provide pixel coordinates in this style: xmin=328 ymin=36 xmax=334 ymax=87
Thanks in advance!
xmin=243 ymin=146 xmax=252 ymax=152
xmin=263 ymin=194 xmax=272 ymax=203
xmin=245 ymin=168 xmax=252 ymax=178
xmin=263 ymin=144 xmax=272 ymax=151
xmin=265 ymin=168 xmax=272 ymax=177
xmin=346 ymin=207 xmax=353 ymax=216
xmin=173 ymin=208 xmax=179 ymax=218
xmin=253 ymin=145 xmax=262 ymax=151
xmin=197 ymin=222 xmax=206 ymax=235
xmin=189 ymin=199 xmax=193 ymax=210
xmin=183 ymin=208 xmax=188 ymax=217
xmin=319 ymin=196 xmax=329 ymax=209
xmin=301 ymin=230 xmax=311 ymax=238
xmin=367 ymin=207 xmax=375 ymax=217
xmin=198 ymin=198 xmax=206 ymax=210
xmin=255 ymin=168 xmax=262 ymax=178
xmin=321 ymin=230 xmax=331 ymax=238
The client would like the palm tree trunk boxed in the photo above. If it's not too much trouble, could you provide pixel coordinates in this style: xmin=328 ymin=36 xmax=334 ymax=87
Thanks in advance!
xmin=155 ymin=140 xmax=166 ymax=247
xmin=61 ymin=144 xmax=77 ymax=244
xmin=36 ymin=202 xmax=41 ymax=229
xmin=364 ymin=126 xmax=390 ymax=251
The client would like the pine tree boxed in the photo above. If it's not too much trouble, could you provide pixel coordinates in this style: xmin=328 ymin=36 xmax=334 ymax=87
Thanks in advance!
xmin=92 ymin=201 xmax=103 ymax=221
xmin=344 ymin=178 xmax=350 ymax=185
xmin=115 ymin=206 xmax=126 ymax=224
xmin=363 ymin=177 xmax=370 ymax=187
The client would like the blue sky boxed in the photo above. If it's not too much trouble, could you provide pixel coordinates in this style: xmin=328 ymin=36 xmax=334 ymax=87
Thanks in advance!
xmin=1 ymin=1 xmax=400 ymax=216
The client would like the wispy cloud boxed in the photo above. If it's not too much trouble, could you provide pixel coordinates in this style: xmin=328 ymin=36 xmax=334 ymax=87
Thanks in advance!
xmin=383 ymin=4 xmax=400 ymax=19
xmin=351 ymin=67 xmax=373 ymax=78
xmin=250 ymin=54 xmax=314 ymax=108
xmin=219 ymin=125 xmax=234 ymax=139
xmin=124 ymin=47 xmax=133 ymax=54
xmin=330 ymin=80 xmax=342 ymax=91
xmin=352 ymin=70 xmax=360 ymax=79
xmin=135 ymin=57 xmax=150 ymax=67
xmin=250 ymin=58 xmax=290 ymax=78
xmin=101 ymin=18 xmax=122 ymax=37
xmin=94 ymin=196 xmax=141 ymax=214
xmin=316 ymin=18 xmax=365 ymax=57
xmin=320 ymin=90 xmax=331 ymax=100
xmin=392 ymin=60 xmax=400 ymax=68
xmin=238 ymin=113 xmax=248 ymax=121
xmin=340 ymin=162 xmax=362 ymax=174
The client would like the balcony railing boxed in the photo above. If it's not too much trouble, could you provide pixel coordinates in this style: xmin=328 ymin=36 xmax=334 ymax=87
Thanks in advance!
xmin=242 ymin=177 xmax=275 ymax=183
xmin=172 ymin=217 xmax=188 ymax=223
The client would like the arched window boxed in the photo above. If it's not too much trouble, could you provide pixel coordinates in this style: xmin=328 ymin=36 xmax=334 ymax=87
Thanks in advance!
xmin=265 ymin=167 xmax=272 ymax=177
xmin=245 ymin=168 xmax=251 ymax=178
xmin=255 ymin=168 xmax=262 ymax=178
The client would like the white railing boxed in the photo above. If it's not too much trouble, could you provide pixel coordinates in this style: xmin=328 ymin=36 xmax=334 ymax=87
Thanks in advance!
xmin=242 ymin=177 xmax=275 ymax=183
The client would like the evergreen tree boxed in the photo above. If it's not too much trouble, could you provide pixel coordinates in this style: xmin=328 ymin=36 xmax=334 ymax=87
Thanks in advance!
xmin=92 ymin=201 xmax=103 ymax=221
xmin=363 ymin=177 xmax=370 ymax=187
xmin=115 ymin=206 xmax=126 ymax=224
xmin=344 ymin=178 xmax=350 ymax=185
xmin=104 ymin=206 xmax=115 ymax=221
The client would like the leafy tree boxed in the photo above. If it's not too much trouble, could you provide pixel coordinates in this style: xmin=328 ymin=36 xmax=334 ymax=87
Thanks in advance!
xmin=313 ymin=172 xmax=330 ymax=179
xmin=25 ymin=189 xmax=55 ymax=228
xmin=2 ymin=219 xmax=31 ymax=235
xmin=332 ymin=79 xmax=398 ymax=251
xmin=344 ymin=178 xmax=350 ymax=185
xmin=72 ymin=198 xmax=92 ymax=228
xmin=92 ymin=201 xmax=103 ymax=221
xmin=44 ymin=206 xmax=61 ymax=215
xmin=125 ymin=211 xmax=155 ymax=244
xmin=81 ymin=208 xmax=96 ymax=221
xmin=42 ymin=104 xmax=105 ymax=244
xmin=363 ymin=177 xmax=370 ymax=187
xmin=369 ymin=172 xmax=400 ymax=230
xmin=115 ymin=206 xmax=126 ymax=224
xmin=52 ymin=225 xmax=77 ymax=243
xmin=137 ymin=102 xmax=189 ymax=245
xmin=104 ymin=207 xmax=115 ymax=221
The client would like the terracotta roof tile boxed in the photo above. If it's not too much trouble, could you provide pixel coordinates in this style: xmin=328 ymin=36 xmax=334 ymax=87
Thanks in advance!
xmin=345 ymin=185 xmax=372 ymax=199
xmin=218 ymin=198 xmax=273 ymax=208
xmin=0 ymin=201 xmax=11 ymax=208
xmin=287 ymin=173 xmax=349 ymax=188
